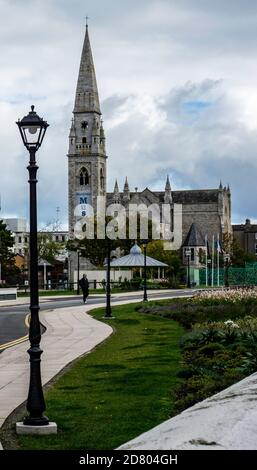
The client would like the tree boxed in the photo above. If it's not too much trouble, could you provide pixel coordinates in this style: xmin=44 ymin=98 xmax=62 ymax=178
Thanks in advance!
xmin=38 ymin=232 xmax=64 ymax=264
xmin=0 ymin=219 xmax=20 ymax=284
xmin=231 ymin=239 xmax=256 ymax=267
xmin=146 ymin=240 xmax=183 ymax=284
xmin=223 ymin=232 xmax=256 ymax=267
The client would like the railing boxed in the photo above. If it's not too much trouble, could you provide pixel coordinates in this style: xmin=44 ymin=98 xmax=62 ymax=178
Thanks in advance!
xmin=6 ymin=279 xmax=162 ymax=294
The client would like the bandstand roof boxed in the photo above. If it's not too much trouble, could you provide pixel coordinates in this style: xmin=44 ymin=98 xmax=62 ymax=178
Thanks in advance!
xmin=109 ymin=242 xmax=168 ymax=268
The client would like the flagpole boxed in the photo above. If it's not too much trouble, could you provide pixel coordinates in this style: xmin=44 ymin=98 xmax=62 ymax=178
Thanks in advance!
xmin=205 ymin=235 xmax=208 ymax=287
xmin=212 ymin=234 xmax=214 ymax=288
xmin=217 ymin=233 xmax=220 ymax=287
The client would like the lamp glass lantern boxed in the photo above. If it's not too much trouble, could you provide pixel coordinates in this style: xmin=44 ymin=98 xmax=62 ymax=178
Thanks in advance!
xmin=16 ymin=105 xmax=49 ymax=152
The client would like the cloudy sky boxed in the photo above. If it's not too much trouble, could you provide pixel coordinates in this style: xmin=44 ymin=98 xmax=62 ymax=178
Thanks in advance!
xmin=1 ymin=0 xmax=257 ymax=227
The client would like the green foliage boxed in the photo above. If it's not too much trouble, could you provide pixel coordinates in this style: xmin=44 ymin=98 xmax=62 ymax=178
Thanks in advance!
xmin=0 ymin=219 xmax=19 ymax=284
xmin=197 ymin=342 xmax=226 ymax=357
xmin=231 ymin=237 xmax=256 ymax=267
xmin=146 ymin=240 xmax=182 ymax=282
xmin=67 ymin=236 xmax=110 ymax=267
xmin=239 ymin=350 xmax=257 ymax=374
xmin=38 ymin=232 xmax=64 ymax=263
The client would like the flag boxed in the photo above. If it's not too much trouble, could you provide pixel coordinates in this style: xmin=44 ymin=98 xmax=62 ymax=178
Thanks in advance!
xmin=215 ymin=238 xmax=223 ymax=254
xmin=205 ymin=234 xmax=210 ymax=256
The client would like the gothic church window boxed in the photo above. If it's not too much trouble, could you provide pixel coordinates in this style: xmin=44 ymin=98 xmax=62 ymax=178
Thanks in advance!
xmin=80 ymin=168 xmax=89 ymax=186
xmin=81 ymin=121 xmax=88 ymax=130
xmin=100 ymin=168 xmax=104 ymax=189
xmin=82 ymin=137 xmax=87 ymax=144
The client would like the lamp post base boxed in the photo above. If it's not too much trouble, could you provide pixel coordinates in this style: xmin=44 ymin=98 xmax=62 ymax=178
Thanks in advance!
xmin=16 ymin=421 xmax=57 ymax=435
xmin=23 ymin=414 xmax=49 ymax=426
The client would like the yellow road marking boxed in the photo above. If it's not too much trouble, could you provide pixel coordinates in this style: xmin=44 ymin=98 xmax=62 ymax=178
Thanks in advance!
xmin=0 ymin=314 xmax=30 ymax=351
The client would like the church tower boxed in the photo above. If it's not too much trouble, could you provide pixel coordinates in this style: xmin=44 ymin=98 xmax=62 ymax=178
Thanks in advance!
xmin=68 ymin=25 xmax=107 ymax=237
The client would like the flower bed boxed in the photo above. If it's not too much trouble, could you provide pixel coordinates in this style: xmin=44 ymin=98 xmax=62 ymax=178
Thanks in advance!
xmin=193 ymin=287 xmax=257 ymax=304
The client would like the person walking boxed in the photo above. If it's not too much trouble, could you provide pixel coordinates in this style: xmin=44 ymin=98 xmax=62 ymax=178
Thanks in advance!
xmin=79 ymin=274 xmax=89 ymax=303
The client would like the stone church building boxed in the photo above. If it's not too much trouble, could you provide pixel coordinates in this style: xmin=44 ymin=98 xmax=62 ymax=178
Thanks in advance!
xmin=68 ymin=26 xmax=232 ymax=271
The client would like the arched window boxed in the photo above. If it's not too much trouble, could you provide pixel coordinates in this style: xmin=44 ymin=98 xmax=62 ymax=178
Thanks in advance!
xmin=80 ymin=168 xmax=89 ymax=186
xmin=82 ymin=137 xmax=87 ymax=144
xmin=100 ymin=168 xmax=104 ymax=189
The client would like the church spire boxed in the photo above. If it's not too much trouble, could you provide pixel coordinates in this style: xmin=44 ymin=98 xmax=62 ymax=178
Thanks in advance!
xmin=123 ymin=176 xmax=130 ymax=202
xmin=165 ymin=175 xmax=171 ymax=191
xmin=113 ymin=179 xmax=120 ymax=203
xmin=68 ymin=26 xmax=107 ymax=237
xmin=164 ymin=175 xmax=172 ymax=203
xmin=74 ymin=26 xmax=101 ymax=114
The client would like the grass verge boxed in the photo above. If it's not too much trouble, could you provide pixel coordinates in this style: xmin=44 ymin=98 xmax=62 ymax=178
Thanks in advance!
xmin=8 ymin=302 xmax=184 ymax=450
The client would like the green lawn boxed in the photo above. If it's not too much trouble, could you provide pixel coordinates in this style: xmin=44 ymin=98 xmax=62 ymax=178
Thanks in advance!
xmin=16 ymin=302 xmax=184 ymax=450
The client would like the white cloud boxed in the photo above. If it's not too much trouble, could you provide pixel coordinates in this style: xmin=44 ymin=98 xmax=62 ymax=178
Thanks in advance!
xmin=0 ymin=0 xmax=257 ymax=225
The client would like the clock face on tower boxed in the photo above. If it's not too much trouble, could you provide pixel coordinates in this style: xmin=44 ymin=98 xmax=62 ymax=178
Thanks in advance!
xmin=81 ymin=121 xmax=88 ymax=129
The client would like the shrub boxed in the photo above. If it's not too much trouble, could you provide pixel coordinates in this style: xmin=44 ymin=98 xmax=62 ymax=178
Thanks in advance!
xmin=239 ymin=350 xmax=257 ymax=374
xmin=197 ymin=342 xmax=226 ymax=357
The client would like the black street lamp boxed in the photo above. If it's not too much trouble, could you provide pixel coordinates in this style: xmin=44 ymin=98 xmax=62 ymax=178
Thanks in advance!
xmin=185 ymin=248 xmax=191 ymax=288
xmin=105 ymin=237 xmax=112 ymax=318
xmin=77 ymin=250 xmax=80 ymax=295
xmin=224 ymin=254 xmax=230 ymax=287
xmin=16 ymin=106 xmax=49 ymax=426
xmin=207 ymin=259 xmax=212 ymax=286
xmin=142 ymin=240 xmax=148 ymax=301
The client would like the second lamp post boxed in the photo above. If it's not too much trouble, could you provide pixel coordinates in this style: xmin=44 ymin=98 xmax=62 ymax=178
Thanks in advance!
xmin=185 ymin=248 xmax=191 ymax=288
xmin=105 ymin=237 xmax=112 ymax=318
xmin=142 ymin=241 xmax=148 ymax=301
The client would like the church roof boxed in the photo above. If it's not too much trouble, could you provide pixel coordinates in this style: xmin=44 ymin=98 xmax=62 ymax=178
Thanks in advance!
xmin=172 ymin=189 xmax=219 ymax=204
xmin=183 ymin=223 xmax=205 ymax=247
xmin=109 ymin=242 xmax=168 ymax=268
xmin=106 ymin=188 xmax=220 ymax=205
xmin=233 ymin=224 xmax=257 ymax=232
xmin=74 ymin=26 xmax=101 ymax=114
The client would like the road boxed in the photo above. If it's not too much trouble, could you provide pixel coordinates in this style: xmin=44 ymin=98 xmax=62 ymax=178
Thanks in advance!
xmin=0 ymin=290 xmax=193 ymax=351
